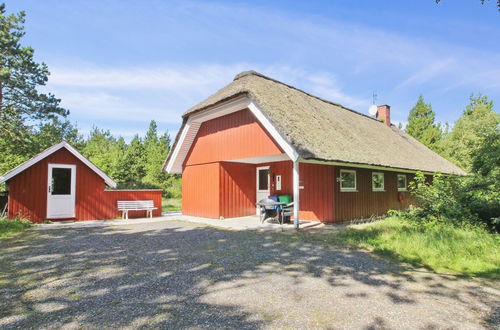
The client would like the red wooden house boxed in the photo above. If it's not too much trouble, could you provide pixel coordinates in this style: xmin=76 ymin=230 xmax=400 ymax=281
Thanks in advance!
xmin=0 ymin=141 xmax=162 ymax=223
xmin=164 ymin=71 xmax=465 ymax=227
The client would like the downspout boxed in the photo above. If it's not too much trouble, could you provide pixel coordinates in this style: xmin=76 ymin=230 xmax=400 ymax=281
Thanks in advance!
xmin=293 ymin=160 xmax=300 ymax=229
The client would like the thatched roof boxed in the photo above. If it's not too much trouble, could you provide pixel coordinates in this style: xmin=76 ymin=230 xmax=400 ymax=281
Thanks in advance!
xmin=181 ymin=71 xmax=465 ymax=175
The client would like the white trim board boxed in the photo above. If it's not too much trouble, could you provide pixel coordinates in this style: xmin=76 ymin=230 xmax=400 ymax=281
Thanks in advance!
xmin=164 ymin=97 xmax=299 ymax=174
xmin=0 ymin=141 xmax=117 ymax=188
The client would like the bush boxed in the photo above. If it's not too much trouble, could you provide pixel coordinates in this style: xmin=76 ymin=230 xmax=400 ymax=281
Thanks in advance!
xmin=398 ymin=172 xmax=499 ymax=232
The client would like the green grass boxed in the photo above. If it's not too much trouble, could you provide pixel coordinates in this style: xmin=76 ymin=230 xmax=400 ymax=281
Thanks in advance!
xmin=162 ymin=198 xmax=181 ymax=212
xmin=328 ymin=217 xmax=500 ymax=278
xmin=0 ymin=217 xmax=32 ymax=239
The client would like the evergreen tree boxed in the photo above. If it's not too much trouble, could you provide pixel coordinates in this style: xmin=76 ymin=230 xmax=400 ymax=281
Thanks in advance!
xmin=81 ymin=127 xmax=123 ymax=179
xmin=406 ymin=95 xmax=443 ymax=151
xmin=31 ymin=118 xmax=84 ymax=152
xmin=123 ymin=134 xmax=147 ymax=188
xmin=142 ymin=121 xmax=178 ymax=196
xmin=0 ymin=4 xmax=67 ymax=141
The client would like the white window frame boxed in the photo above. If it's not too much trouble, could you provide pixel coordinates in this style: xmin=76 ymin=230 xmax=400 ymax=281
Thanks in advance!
xmin=397 ymin=174 xmax=407 ymax=192
xmin=340 ymin=169 xmax=357 ymax=192
xmin=372 ymin=172 xmax=385 ymax=192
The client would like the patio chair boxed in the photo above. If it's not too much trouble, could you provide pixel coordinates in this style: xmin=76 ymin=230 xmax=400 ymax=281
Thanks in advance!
xmin=280 ymin=202 xmax=294 ymax=224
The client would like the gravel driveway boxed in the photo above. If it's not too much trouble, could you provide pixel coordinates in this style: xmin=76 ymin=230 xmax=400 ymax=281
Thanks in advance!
xmin=0 ymin=220 xmax=498 ymax=329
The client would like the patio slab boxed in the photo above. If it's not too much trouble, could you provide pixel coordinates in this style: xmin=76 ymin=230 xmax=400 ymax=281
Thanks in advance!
xmin=32 ymin=213 xmax=324 ymax=231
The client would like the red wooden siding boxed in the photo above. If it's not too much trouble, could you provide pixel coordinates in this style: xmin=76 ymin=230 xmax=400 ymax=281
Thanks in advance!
xmin=258 ymin=160 xmax=293 ymax=196
xmin=219 ymin=162 xmax=256 ymax=218
xmin=182 ymin=163 xmax=220 ymax=218
xmin=7 ymin=148 xmax=162 ymax=223
xmin=179 ymin=107 xmax=419 ymax=222
xmin=184 ymin=109 xmax=283 ymax=166
xmin=298 ymin=163 xmax=335 ymax=222
xmin=334 ymin=166 xmax=413 ymax=221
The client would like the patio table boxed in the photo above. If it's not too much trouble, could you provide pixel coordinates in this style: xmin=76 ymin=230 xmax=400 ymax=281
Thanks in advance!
xmin=256 ymin=199 xmax=286 ymax=224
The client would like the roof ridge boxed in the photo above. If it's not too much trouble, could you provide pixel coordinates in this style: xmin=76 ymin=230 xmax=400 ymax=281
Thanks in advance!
xmin=234 ymin=70 xmax=386 ymax=125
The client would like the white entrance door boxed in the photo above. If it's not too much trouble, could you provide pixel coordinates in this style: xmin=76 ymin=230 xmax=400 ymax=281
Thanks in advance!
xmin=256 ymin=166 xmax=270 ymax=214
xmin=47 ymin=164 xmax=76 ymax=219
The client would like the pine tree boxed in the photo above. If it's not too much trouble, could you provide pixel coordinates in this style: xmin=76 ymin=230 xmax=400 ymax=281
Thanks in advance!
xmin=406 ymin=95 xmax=443 ymax=151
xmin=0 ymin=4 xmax=67 ymax=140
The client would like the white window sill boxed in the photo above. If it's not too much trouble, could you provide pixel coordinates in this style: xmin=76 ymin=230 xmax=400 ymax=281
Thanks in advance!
xmin=340 ymin=189 xmax=358 ymax=192
xmin=372 ymin=189 xmax=385 ymax=192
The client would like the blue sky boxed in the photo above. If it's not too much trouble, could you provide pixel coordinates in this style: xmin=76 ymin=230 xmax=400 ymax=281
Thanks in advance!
xmin=8 ymin=0 xmax=500 ymax=141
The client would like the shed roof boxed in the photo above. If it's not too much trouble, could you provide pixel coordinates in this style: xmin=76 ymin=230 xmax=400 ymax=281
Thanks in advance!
xmin=180 ymin=71 xmax=465 ymax=175
xmin=0 ymin=141 xmax=117 ymax=187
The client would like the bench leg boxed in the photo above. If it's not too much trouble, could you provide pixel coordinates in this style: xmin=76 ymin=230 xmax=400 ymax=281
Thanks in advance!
xmin=121 ymin=210 xmax=125 ymax=219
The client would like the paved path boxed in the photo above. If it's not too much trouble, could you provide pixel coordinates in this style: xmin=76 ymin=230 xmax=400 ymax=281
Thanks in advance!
xmin=1 ymin=220 xmax=498 ymax=329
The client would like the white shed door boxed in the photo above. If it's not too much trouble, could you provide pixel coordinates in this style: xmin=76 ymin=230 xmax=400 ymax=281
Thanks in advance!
xmin=256 ymin=166 xmax=270 ymax=214
xmin=47 ymin=164 xmax=76 ymax=219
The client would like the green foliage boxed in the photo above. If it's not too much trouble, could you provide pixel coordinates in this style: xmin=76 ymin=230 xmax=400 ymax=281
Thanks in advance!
xmin=333 ymin=217 xmax=499 ymax=278
xmin=0 ymin=216 xmax=32 ymax=239
xmin=0 ymin=4 xmax=68 ymax=141
xmin=441 ymin=94 xmax=499 ymax=172
xmin=82 ymin=127 xmax=126 ymax=181
xmin=400 ymin=172 xmax=499 ymax=232
xmin=32 ymin=118 xmax=84 ymax=152
xmin=405 ymin=95 xmax=443 ymax=151
xmin=403 ymin=173 xmax=475 ymax=226
xmin=80 ymin=121 xmax=180 ymax=197
xmin=400 ymin=94 xmax=500 ymax=231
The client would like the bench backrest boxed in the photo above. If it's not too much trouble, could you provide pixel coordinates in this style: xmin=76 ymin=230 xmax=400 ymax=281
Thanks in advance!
xmin=117 ymin=200 xmax=155 ymax=209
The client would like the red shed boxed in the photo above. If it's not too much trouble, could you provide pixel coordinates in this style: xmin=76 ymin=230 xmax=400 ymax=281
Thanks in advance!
xmin=164 ymin=71 xmax=466 ymax=227
xmin=0 ymin=141 xmax=162 ymax=223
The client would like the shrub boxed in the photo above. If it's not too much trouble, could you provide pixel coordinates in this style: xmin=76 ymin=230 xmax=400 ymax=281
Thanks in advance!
xmin=399 ymin=172 xmax=499 ymax=232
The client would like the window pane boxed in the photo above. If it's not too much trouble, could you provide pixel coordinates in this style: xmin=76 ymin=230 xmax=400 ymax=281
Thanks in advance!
xmin=341 ymin=171 xmax=355 ymax=189
xmin=258 ymin=169 xmax=269 ymax=190
xmin=373 ymin=173 xmax=384 ymax=189
xmin=398 ymin=175 xmax=407 ymax=189
xmin=52 ymin=168 xmax=71 ymax=195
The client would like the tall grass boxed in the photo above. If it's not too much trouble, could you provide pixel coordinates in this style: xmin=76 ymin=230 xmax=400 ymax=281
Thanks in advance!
xmin=334 ymin=217 xmax=499 ymax=278
xmin=162 ymin=197 xmax=181 ymax=212
xmin=0 ymin=217 xmax=32 ymax=239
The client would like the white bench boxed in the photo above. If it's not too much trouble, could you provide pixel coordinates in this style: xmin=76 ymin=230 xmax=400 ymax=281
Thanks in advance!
xmin=117 ymin=200 xmax=157 ymax=219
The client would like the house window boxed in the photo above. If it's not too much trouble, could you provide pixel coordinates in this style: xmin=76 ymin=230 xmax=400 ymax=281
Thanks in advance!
xmin=397 ymin=174 xmax=407 ymax=191
xmin=372 ymin=172 xmax=385 ymax=191
xmin=340 ymin=170 xmax=357 ymax=191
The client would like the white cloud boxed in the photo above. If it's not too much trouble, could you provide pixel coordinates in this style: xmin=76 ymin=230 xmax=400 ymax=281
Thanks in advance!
xmin=396 ymin=58 xmax=457 ymax=89
xmin=47 ymin=63 xmax=369 ymax=130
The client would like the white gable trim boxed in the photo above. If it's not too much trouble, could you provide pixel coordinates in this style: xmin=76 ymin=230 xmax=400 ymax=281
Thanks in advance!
xmin=165 ymin=97 xmax=299 ymax=174
xmin=0 ymin=141 xmax=117 ymax=188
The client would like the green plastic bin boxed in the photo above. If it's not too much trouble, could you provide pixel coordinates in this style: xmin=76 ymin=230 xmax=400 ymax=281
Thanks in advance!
xmin=278 ymin=195 xmax=292 ymax=204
